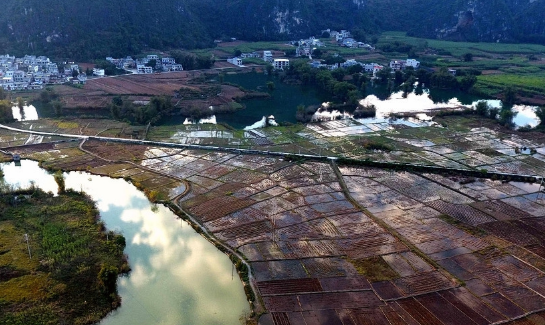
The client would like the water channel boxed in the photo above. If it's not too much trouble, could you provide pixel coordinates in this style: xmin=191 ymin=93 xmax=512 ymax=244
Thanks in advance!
xmin=0 ymin=160 xmax=250 ymax=325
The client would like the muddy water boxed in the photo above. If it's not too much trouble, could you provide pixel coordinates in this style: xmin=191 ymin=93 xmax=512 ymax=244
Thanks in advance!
xmin=0 ymin=160 xmax=250 ymax=325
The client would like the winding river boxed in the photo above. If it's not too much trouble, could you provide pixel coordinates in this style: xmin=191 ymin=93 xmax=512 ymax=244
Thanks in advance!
xmin=0 ymin=160 xmax=250 ymax=325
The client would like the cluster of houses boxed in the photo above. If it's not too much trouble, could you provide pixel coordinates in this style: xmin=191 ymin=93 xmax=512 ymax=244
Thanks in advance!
xmin=320 ymin=29 xmax=375 ymax=50
xmin=227 ymin=50 xmax=290 ymax=70
xmin=292 ymin=37 xmax=325 ymax=58
xmin=308 ymin=58 xmax=421 ymax=77
xmin=106 ymin=54 xmax=183 ymax=74
xmin=0 ymin=54 xmax=83 ymax=91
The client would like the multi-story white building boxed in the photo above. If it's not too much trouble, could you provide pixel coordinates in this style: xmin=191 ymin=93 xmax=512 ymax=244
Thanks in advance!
xmin=263 ymin=51 xmax=273 ymax=62
xmin=273 ymin=59 xmax=289 ymax=70
xmin=137 ymin=65 xmax=153 ymax=74
xmin=406 ymin=59 xmax=420 ymax=69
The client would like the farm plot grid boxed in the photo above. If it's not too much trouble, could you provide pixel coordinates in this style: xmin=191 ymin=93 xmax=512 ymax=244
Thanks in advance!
xmin=133 ymin=146 xmax=545 ymax=324
xmin=5 ymin=129 xmax=545 ymax=325
xmin=340 ymin=165 xmax=545 ymax=325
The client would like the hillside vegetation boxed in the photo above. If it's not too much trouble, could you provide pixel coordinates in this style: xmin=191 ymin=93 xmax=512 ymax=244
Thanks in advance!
xmin=0 ymin=0 xmax=544 ymax=59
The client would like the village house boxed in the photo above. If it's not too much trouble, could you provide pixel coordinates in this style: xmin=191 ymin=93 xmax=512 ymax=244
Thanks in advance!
xmin=390 ymin=59 xmax=420 ymax=70
xmin=273 ymin=59 xmax=289 ymax=70
xmin=137 ymin=65 xmax=153 ymax=74
xmin=240 ymin=52 xmax=260 ymax=59
xmin=93 ymin=68 xmax=105 ymax=77
xmin=227 ymin=57 xmax=243 ymax=66
xmin=263 ymin=51 xmax=273 ymax=63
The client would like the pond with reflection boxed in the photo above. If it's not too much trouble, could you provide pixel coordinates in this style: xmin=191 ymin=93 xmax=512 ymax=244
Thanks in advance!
xmin=1 ymin=160 xmax=250 ymax=325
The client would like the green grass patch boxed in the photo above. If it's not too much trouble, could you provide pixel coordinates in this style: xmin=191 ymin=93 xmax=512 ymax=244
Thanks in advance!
xmin=348 ymin=256 xmax=399 ymax=282
xmin=378 ymin=31 xmax=545 ymax=57
xmin=0 ymin=189 xmax=129 ymax=325
xmin=475 ymin=73 xmax=545 ymax=96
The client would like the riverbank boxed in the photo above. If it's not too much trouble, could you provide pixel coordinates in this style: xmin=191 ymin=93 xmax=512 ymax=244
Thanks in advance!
xmin=0 ymin=187 xmax=128 ymax=325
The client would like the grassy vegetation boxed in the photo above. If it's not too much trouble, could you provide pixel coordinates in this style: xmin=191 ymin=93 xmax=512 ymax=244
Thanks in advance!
xmin=0 ymin=187 xmax=128 ymax=325
xmin=378 ymin=32 xmax=545 ymax=56
xmin=476 ymin=73 xmax=545 ymax=97
xmin=347 ymin=256 xmax=399 ymax=282
xmin=378 ymin=31 xmax=545 ymax=101
xmin=218 ymin=41 xmax=293 ymax=54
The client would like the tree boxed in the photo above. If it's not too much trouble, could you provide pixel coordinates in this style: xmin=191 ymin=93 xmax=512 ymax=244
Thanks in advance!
xmin=266 ymin=64 xmax=273 ymax=75
xmin=16 ymin=97 xmax=24 ymax=109
xmin=321 ymin=31 xmax=330 ymax=38
xmin=463 ymin=53 xmax=474 ymax=62
xmin=234 ymin=49 xmax=242 ymax=57
xmin=0 ymin=87 xmax=5 ymax=100
xmin=266 ymin=81 xmax=275 ymax=91
xmin=52 ymin=100 xmax=63 ymax=117
xmin=145 ymin=59 xmax=156 ymax=69
xmin=312 ymin=48 xmax=323 ymax=58
xmin=98 ymin=264 xmax=119 ymax=295
xmin=475 ymin=101 xmax=489 ymax=116
xmin=498 ymin=105 xmax=517 ymax=126
xmin=72 ymin=69 xmax=79 ymax=78
xmin=459 ymin=75 xmax=477 ymax=91
xmin=503 ymin=87 xmax=518 ymax=107
xmin=0 ymin=100 xmax=14 ymax=123
xmin=375 ymin=67 xmax=391 ymax=84
xmin=535 ymin=106 xmax=545 ymax=125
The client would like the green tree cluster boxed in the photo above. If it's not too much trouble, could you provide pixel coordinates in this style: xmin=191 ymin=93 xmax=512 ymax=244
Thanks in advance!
xmin=0 ymin=99 xmax=14 ymax=123
xmin=110 ymin=95 xmax=173 ymax=125
xmin=170 ymin=50 xmax=214 ymax=70
xmin=284 ymin=61 xmax=364 ymax=105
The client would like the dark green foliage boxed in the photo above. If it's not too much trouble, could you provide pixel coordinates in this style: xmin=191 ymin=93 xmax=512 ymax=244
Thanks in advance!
xmin=381 ymin=41 xmax=413 ymax=53
xmin=502 ymin=86 xmax=518 ymax=106
xmin=498 ymin=104 xmax=517 ymax=126
xmin=1 ymin=0 xmax=545 ymax=59
xmin=0 ymin=99 xmax=15 ymax=124
xmin=475 ymin=101 xmax=489 ymax=116
xmin=145 ymin=59 xmax=157 ymax=69
xmin=95 ymin=60 xmax=123 ymax=76
xmin=0 ymin=189 xmax=128 ymax=325
xmin=459 ymin=75 xmax=477 ymax=91
xmin=535 ymin=106 xmax=545 ymax=125
xmin=170 ymin=51 xmax=214 ymax=70
xmin=463 ymin=52 xmax=474 ymax=62
xmin=98 ymin=264 xmax=119 ymax=294
xmin=110 ymin=95 xmax=173 ymax=125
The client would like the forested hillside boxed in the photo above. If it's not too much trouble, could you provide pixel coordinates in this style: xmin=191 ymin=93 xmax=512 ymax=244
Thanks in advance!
xmin=0 ymin=0 xmax=544 ymax=60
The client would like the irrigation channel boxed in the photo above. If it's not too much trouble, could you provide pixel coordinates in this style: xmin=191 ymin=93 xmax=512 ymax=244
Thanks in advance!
xmin=0 ymin=159 xmax=250 ymax=325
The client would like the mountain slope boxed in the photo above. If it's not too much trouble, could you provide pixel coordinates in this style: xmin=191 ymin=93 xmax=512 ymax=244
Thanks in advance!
xmin=0 ymin=0 xmax=544 ymax=59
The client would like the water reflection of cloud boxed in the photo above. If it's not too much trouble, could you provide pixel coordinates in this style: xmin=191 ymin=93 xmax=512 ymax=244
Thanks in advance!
xmin=360 ymin=91 xmax=464 ymax=118
xmin=1 ymin=161 xmax=249 ymax=325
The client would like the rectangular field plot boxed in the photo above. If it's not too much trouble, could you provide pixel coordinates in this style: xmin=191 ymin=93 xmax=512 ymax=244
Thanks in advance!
xmin=393 ymin=271 xmax=455 ymax=296
xmin=427 ymin=200 xmax=495 ymax=226
xmin=257 ymin=278 xmax=323 ymax=296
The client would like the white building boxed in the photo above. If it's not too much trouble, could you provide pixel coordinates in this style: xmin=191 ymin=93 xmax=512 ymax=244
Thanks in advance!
xmin=227 ymin=57 xmax=243 ymax=66
xmin=389 ymin=60 xmax=406 ymax=70
xmin=137 ymin=65 xmax=153 ymax=74
xmin=406 ymin=59 xmax=420 ymax=69
xmin=273 ymin=59 xmax=289 ymax=70
xmin=162 ymin=57 xmax=176 ymax=65
xmin=93 ymin=68 xmax=105 ymax=77
xmin=263 ymin=51 xmax=273 ymax=62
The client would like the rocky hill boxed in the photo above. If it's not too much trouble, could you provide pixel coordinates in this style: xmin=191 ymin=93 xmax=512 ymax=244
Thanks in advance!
xmin=0 ymin=0 xmax=543 ymax=59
